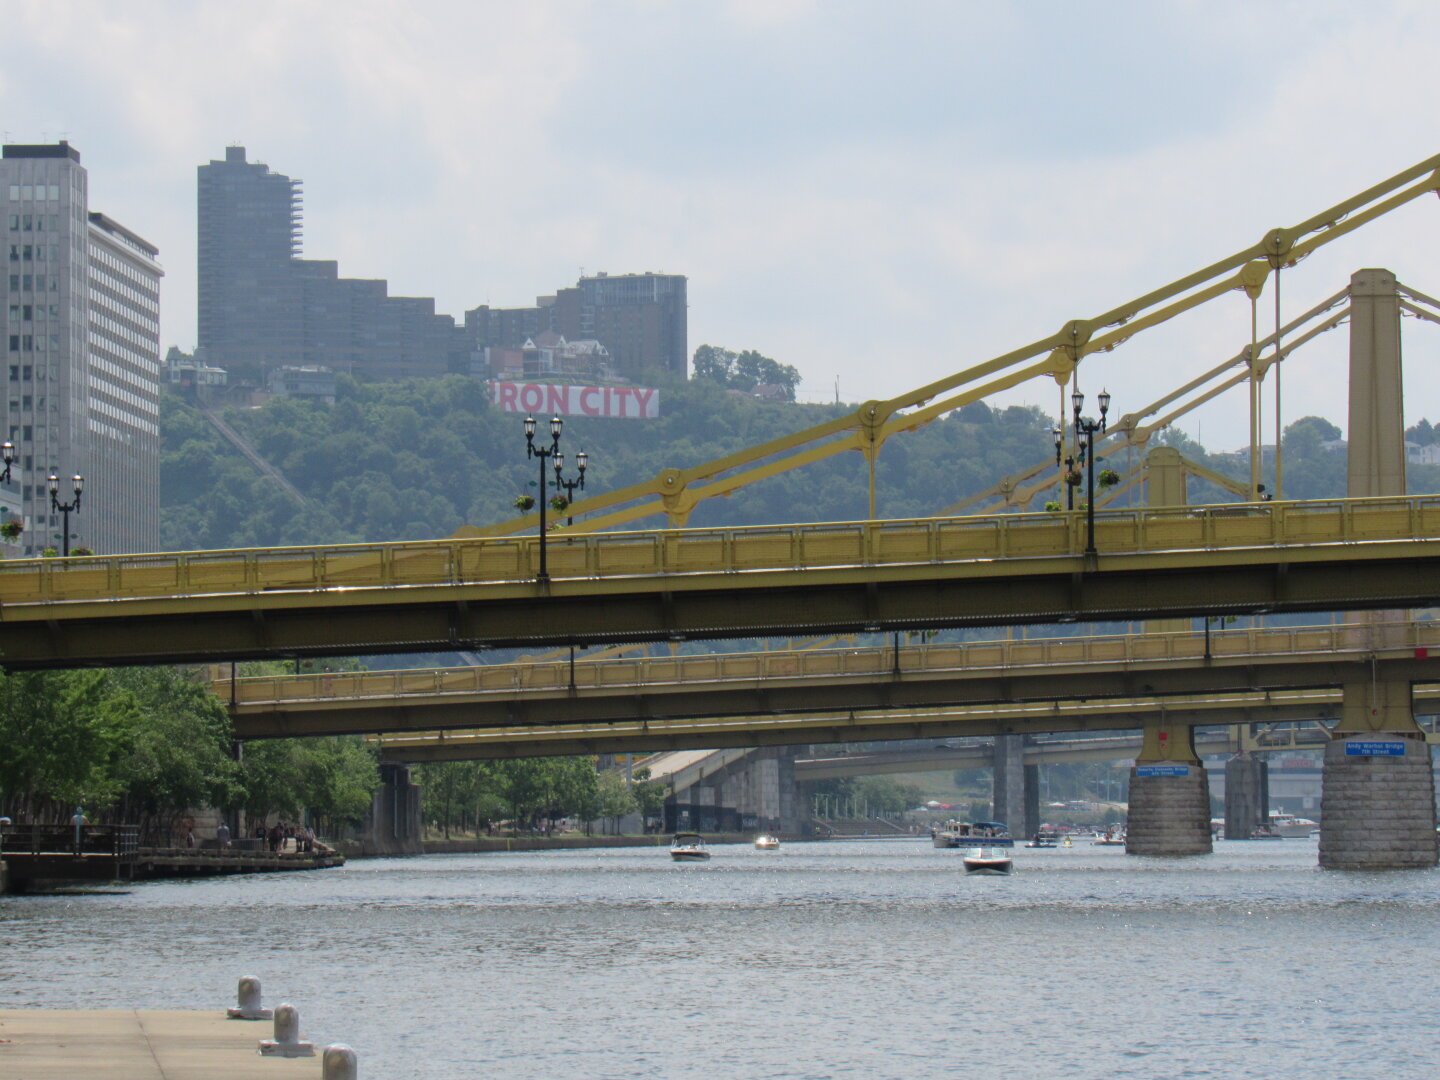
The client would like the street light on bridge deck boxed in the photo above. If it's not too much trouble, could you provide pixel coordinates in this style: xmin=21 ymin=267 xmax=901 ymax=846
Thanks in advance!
xmin=47 ymin=472 xmax=83 ymax=557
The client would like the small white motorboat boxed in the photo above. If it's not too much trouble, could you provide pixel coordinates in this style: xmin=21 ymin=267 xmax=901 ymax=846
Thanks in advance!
xmin=753 ymin=834 xmax=780 ymax=850
xmin=670 ymin=832 xmax=711 ymax=862
xmin=962 ymin=847 xmax=1013 ymax=876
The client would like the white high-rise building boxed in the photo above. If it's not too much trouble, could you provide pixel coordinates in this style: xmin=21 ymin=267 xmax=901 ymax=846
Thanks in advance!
xmin=1 ymin=141 xmax=160 ymax=555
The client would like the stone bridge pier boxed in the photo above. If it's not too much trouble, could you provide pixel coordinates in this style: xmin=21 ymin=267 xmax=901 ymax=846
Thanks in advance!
xmin=1125 ymin=720 xmax=1212 ymax=856
xmin=1319 ymin=680 xmax=1437 ymax=870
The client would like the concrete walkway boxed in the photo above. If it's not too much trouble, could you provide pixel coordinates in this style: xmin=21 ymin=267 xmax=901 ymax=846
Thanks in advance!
xmin=0 ymin=1010 xmax=321 ymax=1078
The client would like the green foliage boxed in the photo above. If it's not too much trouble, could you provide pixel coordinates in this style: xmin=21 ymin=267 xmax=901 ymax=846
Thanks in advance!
xmin=692 ymin=344 xmax=802 ymax=399
xmin=415 ymin=756 xmax=605 ymax=834
xmin=629 ymin=766 xmax=668 ymax=820
xmin=0 ymin=664 xmax=377 ymax=837
xmin=159 ymin=378 xmax=1072 ymax=547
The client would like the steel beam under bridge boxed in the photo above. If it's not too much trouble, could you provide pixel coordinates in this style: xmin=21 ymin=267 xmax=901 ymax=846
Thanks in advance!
xmin=793 ymin=729 xmax=1334 ymax=781
xmin=7 ymin=497 xmax=1440 ymax=668
xmin=229 ymin=620 xmax=1440 ymax=739
xmin=371 ymin=686 xmax=1440 ymax=763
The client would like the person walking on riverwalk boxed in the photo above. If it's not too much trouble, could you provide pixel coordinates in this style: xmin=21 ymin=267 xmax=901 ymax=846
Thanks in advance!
xmin=71 ymin=806 xmax=88 ymax=855
xmin=216 ymin=821 xmax=231 ymax=849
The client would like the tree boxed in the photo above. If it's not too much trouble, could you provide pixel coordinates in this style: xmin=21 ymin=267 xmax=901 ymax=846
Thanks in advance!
xmin=596 ymin=769 xmax=638 ymax=833
xmin=692 ymin=344 xmax=736 ymax=386
xmin=630 ymin=767 xmax=668 ymax=826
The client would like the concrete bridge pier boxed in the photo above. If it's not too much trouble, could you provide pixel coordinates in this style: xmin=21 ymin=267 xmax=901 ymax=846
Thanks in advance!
xmin=992 ymin=734 xmax=1034 ymax=836
xmin=1125 ymin=721 xmax=1212 ymax=856
xmin=1320 ymin=680 xmax=1437 ymax=870
xmin=1224 ymin=753 xmax=1268 ymax=839
xmin=358 ymin=762 xmax=423 ymax=855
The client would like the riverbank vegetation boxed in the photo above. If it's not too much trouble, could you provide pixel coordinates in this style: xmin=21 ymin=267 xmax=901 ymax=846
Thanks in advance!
xmin=414 ymin=760 xmax=668 ymax=836
xmin=0 ymin=666 xmax=380 ymax=842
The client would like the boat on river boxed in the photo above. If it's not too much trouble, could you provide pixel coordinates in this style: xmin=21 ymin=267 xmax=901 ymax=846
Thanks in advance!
xmin=670 ymin=833 xmax=711 ymax=861
xmin=962 ymin=847 xmax=1013 ymax=875
xmin=1267 ymin=812 xmax=1320 ymax=838
xmin=1024 ymin=834 xmax=1058 ymax=849
xmin=932 ymin=820 xmax=1014 ymax=848
xmin=1092 ymin=828 xmax=1126 ymax=847
xmin=753 ymin=834 xmax=780 ymax=850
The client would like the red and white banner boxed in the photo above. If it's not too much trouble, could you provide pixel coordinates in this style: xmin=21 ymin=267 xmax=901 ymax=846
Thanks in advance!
xmin=491 ymin=381 xmax=661 ymax=420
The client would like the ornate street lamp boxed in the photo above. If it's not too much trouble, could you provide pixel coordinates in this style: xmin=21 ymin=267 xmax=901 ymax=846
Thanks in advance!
xmin=552 ymin=448 xmax=588 ymax=526
xmin=0 ymin=441 xmax=13 ymax=484
xmin=48 ymin=472 xmax=83 ymax=557
xmin=523 ymin=416 xmax=588 ymax=582
xmin=1071 ymin=388 xmax=1111 ymax=556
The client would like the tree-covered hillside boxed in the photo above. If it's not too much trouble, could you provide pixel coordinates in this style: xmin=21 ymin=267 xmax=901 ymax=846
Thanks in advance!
xmin=160 ymin=372 xmax=1440 ymax=554
xmin=160 ymin=376 xmax=1062 ymax=550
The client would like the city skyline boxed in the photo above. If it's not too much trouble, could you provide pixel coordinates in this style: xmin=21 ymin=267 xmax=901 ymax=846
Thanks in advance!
xmin=2 ymin=3 xmax=1438 ymax=449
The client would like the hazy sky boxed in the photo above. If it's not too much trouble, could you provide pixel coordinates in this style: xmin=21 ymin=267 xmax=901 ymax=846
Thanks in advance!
xmin=4 ymin=1 xmax=1439 ymax=450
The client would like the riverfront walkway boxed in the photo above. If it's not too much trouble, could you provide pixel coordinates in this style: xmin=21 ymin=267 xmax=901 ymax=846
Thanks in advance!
xmin=0 ymin=1010 xmax=317 ymax=1079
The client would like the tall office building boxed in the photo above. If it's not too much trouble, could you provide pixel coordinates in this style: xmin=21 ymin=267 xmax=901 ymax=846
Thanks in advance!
xmin=1 ymin=141 xmax=161 ymax=555
xmin=86 ymin=212 xmax=162 ymax=554
xmin=197 ymin=147 xmax=467 ymax=381
xmin=196 ymin=145 xmax=301 ymax=374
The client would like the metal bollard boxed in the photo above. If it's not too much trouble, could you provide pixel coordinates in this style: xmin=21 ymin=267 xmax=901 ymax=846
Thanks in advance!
xmin=226 ymin=975 xmax=272 ymax=1020
xmin=258 ymin=1002 xmax=315 ymax=1057
xmin=323 ymin=1044 xmax=359 ymax=1079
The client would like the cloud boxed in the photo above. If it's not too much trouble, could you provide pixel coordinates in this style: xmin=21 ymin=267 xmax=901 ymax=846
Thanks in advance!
xmin=3 ymin=0 xmax=1438 ymax=455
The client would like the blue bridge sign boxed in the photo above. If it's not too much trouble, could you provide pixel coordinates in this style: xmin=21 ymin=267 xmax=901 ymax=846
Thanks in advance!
xmin=1344 ymin=741 xmax=1407 ymax=757
xmin=1135 ymin=764 xmax=1190 ymax=777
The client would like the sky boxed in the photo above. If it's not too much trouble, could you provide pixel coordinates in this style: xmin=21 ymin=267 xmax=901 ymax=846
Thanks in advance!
xmin=3 ymin=0 xmax=1439 ymax=452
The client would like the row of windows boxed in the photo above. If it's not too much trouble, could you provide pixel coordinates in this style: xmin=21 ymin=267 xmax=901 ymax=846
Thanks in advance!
xmin=6 ymin=184 xmax=63 ymax=202
xmin=92 ymin=246 xmax=160 ymax=298
xmin=8 ymin=333 xmax=61 ymax=352
xmin=91 ymin=350 xmax=160 ymax=395
xmin=8 ymin=243 xmax=65 ymax=264
xmin=91 ymin=288 xmax=159 ymax=333
xmin=91 ymin=310 xmax=157 ymax=356
xmin=8 ymin=274 xmax=59 ymax=292
xmin=93 ymin=376 xmax=158 ymax=419
xmin=7 ymin=214 xmax=61 ymax=233
xmin=89 ymin=394 xmax=157 ymax=436
xmin=6 ymin=395 xmax=47 ymax=410
xmin=8 ymin=304 xmax=60 ymax=321
xmin=91 ymin=271 xmax=159 ymax=318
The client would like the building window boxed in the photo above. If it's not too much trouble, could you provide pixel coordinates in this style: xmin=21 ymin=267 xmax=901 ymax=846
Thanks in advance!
xmin=7 ymin=336 xmax=16 ymax=353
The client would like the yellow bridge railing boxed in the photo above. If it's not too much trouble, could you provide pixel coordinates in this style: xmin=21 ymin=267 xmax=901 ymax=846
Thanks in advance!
xmin=222 ymin=619 xmax=1440 ymax=708
xmin=6 ymin=495 xmax=1440 ymax=614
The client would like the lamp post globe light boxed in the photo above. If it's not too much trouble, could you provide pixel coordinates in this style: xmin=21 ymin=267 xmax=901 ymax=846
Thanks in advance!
xmin=48 ymin=472 xmax=83 ymax=558
xmin=1069 ymin=387 xmax=1110 ymax=556
xmin=0 ymin=441 xmax=13 ymax=484
xmin=523 ymin=415 xmax=589 ymax=582
xmin=552 ymin=449 xmax=588 ymax=526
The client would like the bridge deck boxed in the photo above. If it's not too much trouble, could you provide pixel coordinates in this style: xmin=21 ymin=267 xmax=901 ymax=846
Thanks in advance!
xmin=4 ymin=497 xmax=1440 ymax=667
xmin=227 ymin=619 xmax=1440 ymax=738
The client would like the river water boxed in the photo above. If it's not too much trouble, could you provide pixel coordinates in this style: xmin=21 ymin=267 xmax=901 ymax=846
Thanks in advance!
xmin=3 ymin=839 xmax=1437 ymax=1079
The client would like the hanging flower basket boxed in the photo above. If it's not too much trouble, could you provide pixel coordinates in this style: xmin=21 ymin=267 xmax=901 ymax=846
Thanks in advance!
xmin=0 ymin=519 xmax=23 ymax=541
xmin=1098 ymin=468 xmax=1121 ymax=489
xmin=549 ymin=495 xmax=570 ymax=513
xmin=1064 ymin=469 xmax=1083 ymax=487
xmin=513 ymin=494 xmax=536 ymax=512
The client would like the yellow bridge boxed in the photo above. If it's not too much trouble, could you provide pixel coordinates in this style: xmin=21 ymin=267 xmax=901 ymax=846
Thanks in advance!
xmin=222 ymin=618 xmax=1440 ymax=740
xmin=6 ymin=496 xmax=1440 ymax=668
